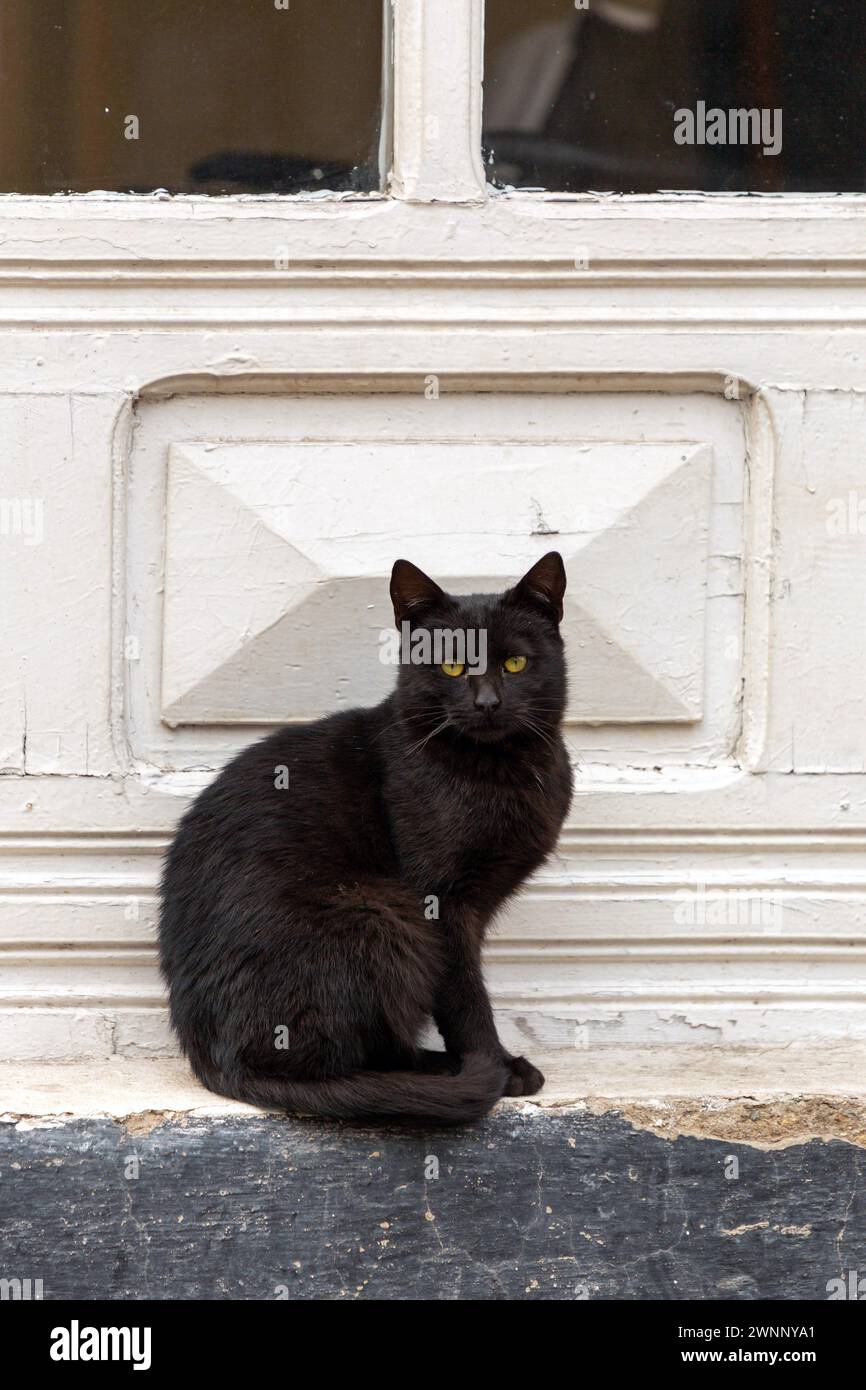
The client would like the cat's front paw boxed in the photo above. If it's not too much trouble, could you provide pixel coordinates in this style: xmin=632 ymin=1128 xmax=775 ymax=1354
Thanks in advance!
xmin=503 ymin=1055 xmax=545 ymax=1097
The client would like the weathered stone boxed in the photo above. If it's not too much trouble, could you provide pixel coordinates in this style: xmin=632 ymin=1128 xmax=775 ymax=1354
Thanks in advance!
xmin=1 ymin=1108 xmax=864 ymax=1301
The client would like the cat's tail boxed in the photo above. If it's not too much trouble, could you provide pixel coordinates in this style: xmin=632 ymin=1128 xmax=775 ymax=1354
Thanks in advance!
xmin=208 ymin=1051 xmax=509 ymax=1126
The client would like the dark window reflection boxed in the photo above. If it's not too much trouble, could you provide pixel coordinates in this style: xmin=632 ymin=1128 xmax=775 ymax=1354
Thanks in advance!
xmin=484 ymin=0 xmax=866 ymax=193
xmin=0 ymin=0 xmax=383 ymax=194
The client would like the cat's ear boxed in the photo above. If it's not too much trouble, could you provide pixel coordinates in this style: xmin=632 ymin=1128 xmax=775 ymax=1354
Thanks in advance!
xmin=507 ymin=552 xmax=567 ymax=625
xmin=390 ymin=559 xmax=447 ymax=628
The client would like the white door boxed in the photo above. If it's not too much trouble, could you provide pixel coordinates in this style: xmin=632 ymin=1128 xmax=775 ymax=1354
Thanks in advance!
xmin=3 ymin=0 xmax=866 ymax=1061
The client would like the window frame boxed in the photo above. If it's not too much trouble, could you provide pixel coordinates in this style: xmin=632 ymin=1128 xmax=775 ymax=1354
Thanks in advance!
xmin=0 ymin=0 xmax=863 ymax=221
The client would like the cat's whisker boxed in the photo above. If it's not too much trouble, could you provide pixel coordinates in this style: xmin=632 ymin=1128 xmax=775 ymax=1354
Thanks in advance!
xmin=516 ymin=716 xmax=557 ymax=750
xmin=371 ymin=710 xmax=440 ymax=744
xmin=403 ymin=717 xmax=452 ymax=758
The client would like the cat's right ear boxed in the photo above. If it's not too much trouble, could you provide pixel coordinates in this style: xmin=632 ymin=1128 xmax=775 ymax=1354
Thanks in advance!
xmin=390 ymin=559 xmax=447 ymax=628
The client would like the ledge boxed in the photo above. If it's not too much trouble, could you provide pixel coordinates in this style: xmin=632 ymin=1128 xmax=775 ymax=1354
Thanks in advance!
xmin=4 ymin=1046 xmax=866 ymax=1149
xmin=3 ymin=1055 xmax=866 ymax=1300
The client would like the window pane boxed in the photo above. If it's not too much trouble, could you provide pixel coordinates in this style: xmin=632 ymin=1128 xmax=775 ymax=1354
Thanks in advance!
xmin=0 ymin=0 xmax=384 ymax=194
xmin=484 ymin=0 xmax=866 ymax=193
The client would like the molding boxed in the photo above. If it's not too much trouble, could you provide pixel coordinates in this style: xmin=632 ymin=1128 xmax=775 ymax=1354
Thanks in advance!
xmin=7 ymin=938 xmax=866 ymax=959
xmin=391 ymin=0 xmax=486 ymax=203
xmin=134 ymin=368 xmax=765 ymax=397
xmin=3 ymin=310 xmax=866 ymax=332
xmin=8 ymin=875 xmax=866 ymax=897
xmin=6 ymin=884 xmax=866 ymax=907
xmin=2 ymin=198 xmax=866 ymax=272
xmin=558 ymin=823 xmax=866 ymax=841
xmin=10 ymin=826 xmax=866 ymax=852
xmin=114 ymin=366 xmax=769 ymax=777
xmin=0 ymin=834 xmax=167 ymax=852
xmin=2 ymin=194 xmax=866 ymax=220
xmin=492 ymin=989 xmax=866 ymax=1007
xmin=739 ymin=389 xmax=775 ymax=772
xmin=6 ymin=257 xmax=866 ymax=287
xmin=5 ymin=823 xmax=866 ymax=1051
xmin=3 ymin=978 xmax=866 ymax=1014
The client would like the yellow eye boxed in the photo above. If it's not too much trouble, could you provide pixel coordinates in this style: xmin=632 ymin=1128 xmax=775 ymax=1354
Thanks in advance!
xmin=504 ymin=656 xmax=528 ymax=674
xmin=441 ymin=661 xmax=465 ymax=677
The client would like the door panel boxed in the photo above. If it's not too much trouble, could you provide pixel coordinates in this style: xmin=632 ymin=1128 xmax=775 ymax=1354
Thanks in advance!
xmin=2 ymin=101 xmax=865 ymax=1055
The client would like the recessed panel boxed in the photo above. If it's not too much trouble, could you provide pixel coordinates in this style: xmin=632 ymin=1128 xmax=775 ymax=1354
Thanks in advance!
xmin=127 ymin=387 xmax=745 ymax=771
xmin=162 ymin=439 xmax=712 ymax=727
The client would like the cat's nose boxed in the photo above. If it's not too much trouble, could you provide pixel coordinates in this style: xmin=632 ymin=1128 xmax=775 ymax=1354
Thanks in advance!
xmin=473 ymin=684 xmax=501 ymax=713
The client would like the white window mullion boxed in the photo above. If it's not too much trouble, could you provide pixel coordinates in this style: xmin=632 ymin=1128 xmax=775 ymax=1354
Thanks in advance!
xmin=390 ymin=0 xmax=487 ymax=203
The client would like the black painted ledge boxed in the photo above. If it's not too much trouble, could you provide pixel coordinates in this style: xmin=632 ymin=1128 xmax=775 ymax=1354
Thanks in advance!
xmin=2 ymin=1106 xmax=865 ymax=1300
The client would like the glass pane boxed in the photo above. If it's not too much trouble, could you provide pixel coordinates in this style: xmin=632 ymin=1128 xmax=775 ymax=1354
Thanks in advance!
xmin=0 ymin=0 xmax=384 ymax=194
xmin=484 ymin=0 xmax=866 ymax=193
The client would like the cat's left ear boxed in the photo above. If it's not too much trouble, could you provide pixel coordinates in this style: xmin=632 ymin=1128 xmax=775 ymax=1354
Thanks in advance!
xmin=390 ymin=559 xmax=447 ymax=628
xmin=507 ymin=552 xmax=567 ymax=625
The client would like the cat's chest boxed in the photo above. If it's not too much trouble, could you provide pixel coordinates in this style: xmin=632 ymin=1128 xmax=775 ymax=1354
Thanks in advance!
xmin=396 ymin=767 xmax=563 ymax=892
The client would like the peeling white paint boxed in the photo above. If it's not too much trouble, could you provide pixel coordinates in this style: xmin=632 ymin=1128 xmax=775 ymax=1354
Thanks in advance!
xmin=3 ymin=5 xmax=866 ymax=1061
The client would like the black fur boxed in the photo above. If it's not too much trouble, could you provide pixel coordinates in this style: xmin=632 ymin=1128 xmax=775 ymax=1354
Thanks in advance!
xmin=159 ymin=553 xmax=573 ymax=1124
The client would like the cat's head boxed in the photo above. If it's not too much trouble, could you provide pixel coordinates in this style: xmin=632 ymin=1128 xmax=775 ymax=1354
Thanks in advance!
xmin=389 ymin=553 xmax=568 ymax=744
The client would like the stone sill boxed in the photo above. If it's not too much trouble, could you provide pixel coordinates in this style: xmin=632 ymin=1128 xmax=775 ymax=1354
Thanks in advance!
xmin=3 ymin=1046 xmax=866 ymax=1148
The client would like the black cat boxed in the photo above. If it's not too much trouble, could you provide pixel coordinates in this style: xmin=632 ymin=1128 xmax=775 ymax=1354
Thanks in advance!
xmin=159 ymin=553 xmax=573 ymax=1124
